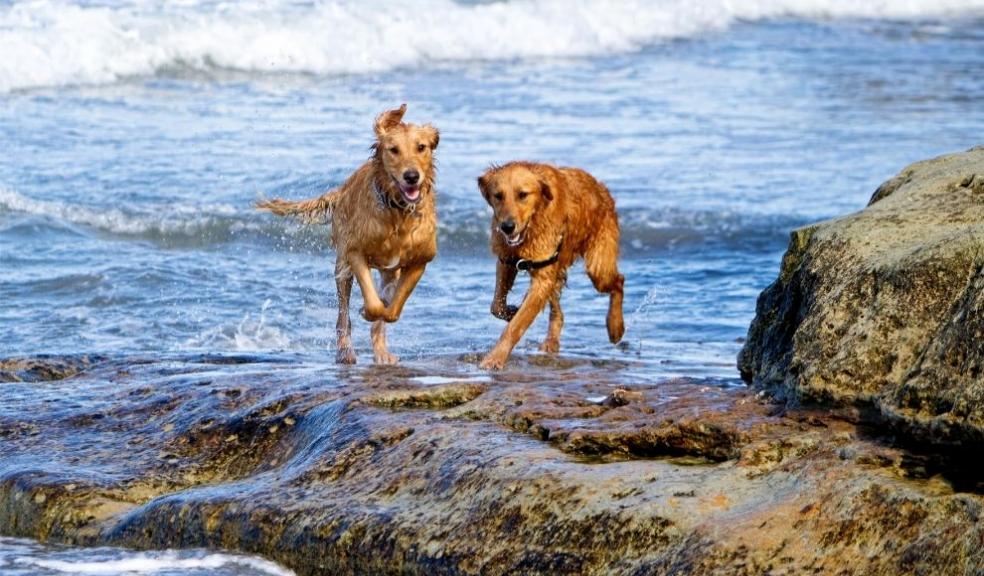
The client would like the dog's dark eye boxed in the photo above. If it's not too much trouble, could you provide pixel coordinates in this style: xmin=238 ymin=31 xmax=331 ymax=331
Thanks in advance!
xmin=517 ymin=191 xmax=529 ymax=200
xmin=388 ymin=146 xmax=399 ymax=155
xmin=417 ymin=143 xmax=426 ymax=152
xmin=493 ymin=193 xmax=504 ymax=201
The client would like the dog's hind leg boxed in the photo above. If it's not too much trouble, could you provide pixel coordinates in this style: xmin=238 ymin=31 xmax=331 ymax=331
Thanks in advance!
xmin=539 ymin=290 xmax=563 ymax=354
xmin=371 ymin=269 xmax=400 ymax=365
xmin=335 ymin=260 xmax=357 ymax=364
xmin=585 ymin=225 xmax=625 ymax=344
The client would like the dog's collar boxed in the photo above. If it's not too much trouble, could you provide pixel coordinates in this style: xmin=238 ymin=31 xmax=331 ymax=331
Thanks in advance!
xmin=500 ymin=235 xmax=563 ymax=272
xmin=374 ymin=180 xmax=418 ymax=214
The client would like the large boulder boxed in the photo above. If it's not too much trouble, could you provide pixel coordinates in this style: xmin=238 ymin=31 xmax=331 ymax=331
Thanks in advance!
xmin=739 ymin=146 xmax=984 ymax=445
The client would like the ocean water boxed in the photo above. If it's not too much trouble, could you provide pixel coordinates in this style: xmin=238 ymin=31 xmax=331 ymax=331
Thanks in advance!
xmin=2 ymin=0 xmax=984 ymax=573
xmin=0 ymin=537 xmax=294 ymax=576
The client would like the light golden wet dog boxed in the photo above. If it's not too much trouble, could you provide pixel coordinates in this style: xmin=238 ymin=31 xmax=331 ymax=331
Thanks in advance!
xmin=256 ymin=104 xmax=439 ymax=364
xmin=477 ymin=161 xmax=624 ymax=369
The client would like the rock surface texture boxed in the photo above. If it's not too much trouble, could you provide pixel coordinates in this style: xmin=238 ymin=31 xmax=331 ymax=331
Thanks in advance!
xmin=1 ymin=352 xmax=981 ymax=575
xmin=740 ymin=146 xmax=984 ymax=447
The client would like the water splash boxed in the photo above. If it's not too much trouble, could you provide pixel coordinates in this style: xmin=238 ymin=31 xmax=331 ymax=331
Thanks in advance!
xmin=185 ymin=299 xmax=291 ymax=352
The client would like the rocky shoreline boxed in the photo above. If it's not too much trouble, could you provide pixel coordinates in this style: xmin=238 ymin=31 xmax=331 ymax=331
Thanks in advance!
xmin=740 ymin=146 xmax=984 ymax=447
xmin=2 ymin=147 xmax=983 ymax=575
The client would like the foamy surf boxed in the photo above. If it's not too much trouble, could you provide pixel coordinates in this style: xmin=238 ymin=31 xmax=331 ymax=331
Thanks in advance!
xmin=14 ymin=554 xmax=294 ymax=576
xmin=0 ymin=186 xmax=324 ymax=249
xmin=2 ymin=0 xmax=983 ymax=92
xmin=0 ymin=186 xmax=247 ymax=239
xmin=0 ymin=537 xmax=294 ymax=576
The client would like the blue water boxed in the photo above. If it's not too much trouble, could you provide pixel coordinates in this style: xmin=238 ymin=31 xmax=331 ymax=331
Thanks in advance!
xmin=4 ymin=15 xmax=984 ymax=380
xmin=2 ymin=1 xmax=984 ymax=571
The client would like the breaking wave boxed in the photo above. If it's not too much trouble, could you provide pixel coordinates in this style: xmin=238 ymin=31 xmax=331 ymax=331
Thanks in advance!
xmin=2 ymin=0 xmax=983 ymax=92
xmin=0 ymin=186 xmax=805 ymax=253
xmin=0 ymin=186 xmax=257 ymax=247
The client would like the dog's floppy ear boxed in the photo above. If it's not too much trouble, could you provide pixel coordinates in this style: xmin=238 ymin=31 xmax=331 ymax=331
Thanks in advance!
xmin=531 ymin=164 xmax=554 ymax=202
xmin=422 ymin=124 xmax=440 ymax=150
xmin=477 ymin=173 xmax=493 ymax=206
xmin=374 ymin=103 xmax=407 ymax=138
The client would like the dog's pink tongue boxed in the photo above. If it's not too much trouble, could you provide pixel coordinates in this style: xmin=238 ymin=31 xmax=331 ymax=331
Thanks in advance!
xmin=403 ymin=186 xmax=420 ymax=200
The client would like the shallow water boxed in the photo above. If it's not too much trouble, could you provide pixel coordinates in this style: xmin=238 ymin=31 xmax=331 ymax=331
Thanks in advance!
xmin=2 ymin=0 xmax=984 ymax=572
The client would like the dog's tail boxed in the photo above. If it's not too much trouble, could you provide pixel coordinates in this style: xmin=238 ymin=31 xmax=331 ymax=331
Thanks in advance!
xmin=255 ymin=191 xmax=338 ymax=223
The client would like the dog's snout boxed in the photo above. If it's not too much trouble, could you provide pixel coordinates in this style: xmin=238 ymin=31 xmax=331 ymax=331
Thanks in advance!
xmin=499 ymin=220 xmax=516 ymax=235
xmin=403 ymin=169 xmax=420 ymax=185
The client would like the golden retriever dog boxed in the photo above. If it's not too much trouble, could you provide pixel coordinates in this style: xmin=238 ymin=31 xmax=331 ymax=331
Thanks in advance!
xmin=256 ymin=104 xmax=439 ymax=365
xmin=477 ymin=161 xmax=624 ymax=369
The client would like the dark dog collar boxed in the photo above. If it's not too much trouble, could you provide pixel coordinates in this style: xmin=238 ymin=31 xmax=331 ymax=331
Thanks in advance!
xmin=500 ymin=235 xmax=563 ymax=271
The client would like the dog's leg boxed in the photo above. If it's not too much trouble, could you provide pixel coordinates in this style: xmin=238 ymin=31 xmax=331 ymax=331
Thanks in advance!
xmin=371 ymin=270 xmax=400 ymax=365
xmin=480 ymin=273 xmax=556 ymax=370
xmin=377 ymin=263 xmax=426 ymax=323
xmin=606 ymin=275 xmax=625 ymax=343
xmin=491 ymin=260 xmax=519 ymax=321
xmin=585 ymin=228 xmax=625 ymax=344
xmin=334 ymin=260 xmax=357 ymax=364
xmin=350 ymin=253 xmax=388 ymax=322
xmin=539 ymin=290 xmax=563 ymax=354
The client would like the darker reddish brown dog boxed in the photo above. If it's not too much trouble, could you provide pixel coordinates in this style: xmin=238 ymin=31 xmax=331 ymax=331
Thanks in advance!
xmin=477 ymin=161 xmax=624 ymax=369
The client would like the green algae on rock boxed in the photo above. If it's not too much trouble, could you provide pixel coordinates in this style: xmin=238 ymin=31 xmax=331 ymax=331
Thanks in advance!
xmin=739 ymin=146 xmax=984 ymax=446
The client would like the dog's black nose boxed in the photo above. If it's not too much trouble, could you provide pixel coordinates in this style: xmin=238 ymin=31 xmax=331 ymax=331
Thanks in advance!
xmin=500 ymin=220 xmax=516 ymax=235
xmin=403 ymin=169 xmax=420 ymax=185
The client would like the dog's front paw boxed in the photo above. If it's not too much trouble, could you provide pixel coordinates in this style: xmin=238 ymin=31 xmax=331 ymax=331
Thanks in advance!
xmin=491 ymin=304 xmax=518 ymax=321
xmin=336 ymin=347 xmax=357 ymax=365
xmin=479 ymin=352 xmax=508 ymax=371
xmin=374 ymin=351 xmax=399 ymax=365
xmin=539 ymin=339 xmax=560 ymax=354
xmin=360 ymin=303 xmax=386 ymax=322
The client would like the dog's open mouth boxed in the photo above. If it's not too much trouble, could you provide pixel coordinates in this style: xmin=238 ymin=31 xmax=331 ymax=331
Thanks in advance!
xmin=398 ymin=183 xmax=421 ymax=204
xmin=503 ymin=229 xmax=525 ymax=247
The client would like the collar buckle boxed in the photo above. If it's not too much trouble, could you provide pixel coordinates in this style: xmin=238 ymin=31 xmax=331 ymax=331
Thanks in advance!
xmin=501 ymin=234 xmax=563 ymax=273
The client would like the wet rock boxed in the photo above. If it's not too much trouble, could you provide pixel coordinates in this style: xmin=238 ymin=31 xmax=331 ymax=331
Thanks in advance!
xmin=0 ymin=354 xmax=103 ymax=383
xmin=740 ymin=146 xmax=984 ymax=446
xmin=362 ymin=382 xmax=487 ymax=409
xmin=0 ymin=354 xmax=981 ymax=574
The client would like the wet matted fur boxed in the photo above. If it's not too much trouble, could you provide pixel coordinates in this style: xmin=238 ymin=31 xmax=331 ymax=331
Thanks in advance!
xmin=477 ymin=161 xmax=624 ymax=369
xmin=256 ymin=104 xmax=439 ymax=364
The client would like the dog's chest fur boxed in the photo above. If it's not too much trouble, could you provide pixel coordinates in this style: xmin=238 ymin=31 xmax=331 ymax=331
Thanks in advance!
xmin=363 ymin=209 xmax=436 ymax=270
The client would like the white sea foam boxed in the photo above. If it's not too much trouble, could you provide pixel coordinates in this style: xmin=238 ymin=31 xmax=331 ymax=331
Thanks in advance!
xmin=1 ymin=0 xmax=983 ymax=92
xmin=13 ymin=550 xmax=295 ymax=575
xmin=0 ymin=186 xmax=248 ymax=239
